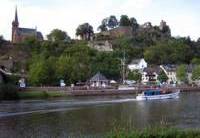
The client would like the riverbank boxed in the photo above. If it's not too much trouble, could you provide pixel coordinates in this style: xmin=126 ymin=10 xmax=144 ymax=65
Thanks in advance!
xmin=18 ymin=86 xmax=200 ymax=98
xmin=18 ymin=91 xmax=67 ymax=99
xmin=108 ymin=127 xmax=200 ymax=138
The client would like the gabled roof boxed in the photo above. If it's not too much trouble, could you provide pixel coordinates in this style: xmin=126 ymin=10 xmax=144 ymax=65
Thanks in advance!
xmin=143 ymin=67 xmax=162 ymax=75
xmin=162 ymin=65 xmax=177 ymax=72
xmin=90 ymin=72 xmax=108 ymax=82
xmin=130 ymin=59 xmax=143 ymax=64
xmin=18 ymin=28 xmax=43 ymax=40
xmin=19 ymin=28 xmax=36 ymax=35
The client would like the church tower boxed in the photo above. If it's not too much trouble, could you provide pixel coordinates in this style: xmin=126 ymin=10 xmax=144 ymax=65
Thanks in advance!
xmin=12 ymin=7 xmax=19 ymax=43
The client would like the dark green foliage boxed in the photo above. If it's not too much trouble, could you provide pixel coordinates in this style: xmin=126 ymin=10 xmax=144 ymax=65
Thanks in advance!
xmin=130 ymin=17 xmax=139 ymax=31
xmin=47 ymin=29 xmax=71 ymax=42
xmin=27 ymin=40 xmax=122 ymax=86
xmin=101 ymin=15 xmax=119 ymax=30
xmin=0 ymin=83 xmax=19 ymax=100
xmin=112 ymin=37 xmax=144 ymax=63
xmin=176 ymin=64 xmax=187 ymax=83
xmin=158 ymin=70 xmax=168 ymax=83
xmin=119 ymin=15 xmax=131 ymax=26
xmin=91 ymin=52 xmax=121 ymax=80
xmin=127 ymin=70 xmax=142 ymax=82
xmin=107 ymin=15 xmax=119 ymax=29
xmin=144 ymin=39 xmax=192 ymax=65
xmin=192 ymin=65 xmax=200 ymax=81
xmin=28 ymin=56 xmax=57 ymax=86
xmin=98 ymin=23 xmax=108 ymax=32
xmin=191 ymin=58 xmax=200 ymax=64
xmin=76 ymin=23 xmax=94 ymax=40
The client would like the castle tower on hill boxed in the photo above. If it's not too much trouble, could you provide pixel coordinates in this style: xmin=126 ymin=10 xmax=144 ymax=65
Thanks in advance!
xmin=12 ymin=7 xmax=43 ymax=43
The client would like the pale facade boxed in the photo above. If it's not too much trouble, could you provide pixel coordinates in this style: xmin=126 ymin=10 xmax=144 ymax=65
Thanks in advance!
xmin=128 ymin=58 xmax=147 ymax=71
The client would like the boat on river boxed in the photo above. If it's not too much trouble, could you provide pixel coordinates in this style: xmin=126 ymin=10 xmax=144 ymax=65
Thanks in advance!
xmin=136 ymin=89 xmax=180 ymax=101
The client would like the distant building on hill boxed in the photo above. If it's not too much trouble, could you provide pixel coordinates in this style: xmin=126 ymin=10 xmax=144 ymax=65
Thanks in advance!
xmin=12 ymin=7 xmax=43 ymax=43
xmin=88 ymin=40 xmax=113 ymax=52
xmin=95 ymin=26 xmax=133 ymax=40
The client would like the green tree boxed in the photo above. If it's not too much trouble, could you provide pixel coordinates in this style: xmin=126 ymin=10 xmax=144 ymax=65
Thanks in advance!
xmin=56 ymin=55 xmax=77 ymax=84
xmin=63 ymin=43 xmax=96 ymax=83
xmin=28 ymin=57 xmax=56 ymax=86
xmin=158 ymin=70 xmax=168 ymax=83
xmin=191 ymin=58 xmax=200 ymax=64
xmin=144 ymin=39 xmax=192 ymax=65
xmin=47 ymin=29 xmax=71 ymax=42
xmin=98 ymin=23 xmax=108 ymax=32
xmin=130 ymin=17 xmax=139 ymax=31
xmin=76 ymin=23 xmax=94 ymax=40
xmin=176 ymin=64 xmax=187 ymax=83
xmin=127 ymin=70 xmax=142 ymax=82
xmin=119 ymin=15 xmax=131 ymax=26
xmin=91 ymin=52 xmax=121 ymax=80
xmin=107 ymin=15 xmax=119 ymax=29
xmin=192 ymin=65 xmax=200 ymax=81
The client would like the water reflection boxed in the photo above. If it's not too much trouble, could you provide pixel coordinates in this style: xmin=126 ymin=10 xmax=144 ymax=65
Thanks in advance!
xmin=0 ymin=93 xmax=200 ymax=137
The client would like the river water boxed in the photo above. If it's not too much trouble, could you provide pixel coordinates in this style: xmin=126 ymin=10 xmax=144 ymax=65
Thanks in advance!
xmin=0 ymin=92 xmax=200 ymax=137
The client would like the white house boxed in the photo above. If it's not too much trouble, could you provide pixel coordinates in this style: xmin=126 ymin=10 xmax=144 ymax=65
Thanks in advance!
xmin=141 ymin=67 xmax=162 ymax=84
xmin=160 ymin=65 xmax=177 ymax=84
xmin=128 ymin=58 xmax=147 ymax=71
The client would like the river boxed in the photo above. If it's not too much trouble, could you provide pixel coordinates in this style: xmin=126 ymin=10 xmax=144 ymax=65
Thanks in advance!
xmin=0 ymin=92 xmax=200 ymax=137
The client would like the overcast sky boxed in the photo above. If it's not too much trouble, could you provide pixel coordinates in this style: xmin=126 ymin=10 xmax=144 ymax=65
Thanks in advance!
xmin=0 ymin=0 xmax=199 ymax=40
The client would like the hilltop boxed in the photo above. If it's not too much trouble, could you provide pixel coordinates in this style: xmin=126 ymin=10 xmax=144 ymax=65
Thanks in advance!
xmin=0 ymin=15 xmax=200 ymax=86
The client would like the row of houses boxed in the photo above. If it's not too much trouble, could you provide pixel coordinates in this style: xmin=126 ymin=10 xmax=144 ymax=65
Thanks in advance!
xmin=127 ymin=58 xmax=198 ymax=85
xmin=69 ymin=59 xmax=199 ymax=88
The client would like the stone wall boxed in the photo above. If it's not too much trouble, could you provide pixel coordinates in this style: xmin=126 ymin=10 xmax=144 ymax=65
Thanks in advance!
xmin=88 ymin=40 xmax=113 ymax=52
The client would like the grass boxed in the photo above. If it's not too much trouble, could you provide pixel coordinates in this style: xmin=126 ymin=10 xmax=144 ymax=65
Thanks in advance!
xmin=18 ymin=91 xmax=67 ymax=99
xmin=107 ymin=127 xmax=200 ymax=138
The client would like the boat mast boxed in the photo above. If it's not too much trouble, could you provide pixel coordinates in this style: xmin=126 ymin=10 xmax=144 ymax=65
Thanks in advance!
xmin=121 ymin=50 xmax=126 ymax=84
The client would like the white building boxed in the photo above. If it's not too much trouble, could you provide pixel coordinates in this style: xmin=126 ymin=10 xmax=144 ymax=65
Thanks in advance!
xmin=141 ymin=67 xmax=162 ymax=85
xmin=160 ymin=65 xmax=177 ymax=84
xmin=128 ymin=58 xmax=147 ymax=71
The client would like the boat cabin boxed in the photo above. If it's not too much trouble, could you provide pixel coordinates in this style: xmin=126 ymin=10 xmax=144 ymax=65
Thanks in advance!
xmin=144 ymin=90 xmax=161 ymax=96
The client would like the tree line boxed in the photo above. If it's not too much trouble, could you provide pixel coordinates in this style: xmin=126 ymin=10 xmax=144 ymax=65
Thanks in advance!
xmin=1 ymin=15 xmax=200 ymax=86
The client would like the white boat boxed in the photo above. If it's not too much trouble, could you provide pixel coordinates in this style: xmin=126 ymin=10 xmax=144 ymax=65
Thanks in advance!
xmin=136 ymin=89 xmax=180 ymax=101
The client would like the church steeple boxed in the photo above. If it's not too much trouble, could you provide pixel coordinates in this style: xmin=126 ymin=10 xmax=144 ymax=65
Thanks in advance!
xmin=15 ymin=7 xmax=19 ymax=24
xmin=12 ymin=6 xmax=19 ymax=27
xmin=12 ymin=6 xmax=19 ymax=43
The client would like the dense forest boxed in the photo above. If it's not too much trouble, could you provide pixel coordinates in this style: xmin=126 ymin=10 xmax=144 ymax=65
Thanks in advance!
xmin=1 ymin=15 xmax=200 ymax=86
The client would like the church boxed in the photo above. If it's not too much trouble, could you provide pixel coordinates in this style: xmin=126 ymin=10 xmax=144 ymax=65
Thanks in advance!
xmin=12 ymin=8 xmax=43 ymax=43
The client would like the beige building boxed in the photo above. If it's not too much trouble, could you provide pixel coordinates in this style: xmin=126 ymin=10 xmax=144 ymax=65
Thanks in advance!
xmin=160 ymin=65 xmax=177 ymax=84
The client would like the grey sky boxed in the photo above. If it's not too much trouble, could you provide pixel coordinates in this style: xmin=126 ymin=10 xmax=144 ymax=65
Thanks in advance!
xmin=0 ymin=0 xmax=199 ymax=40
